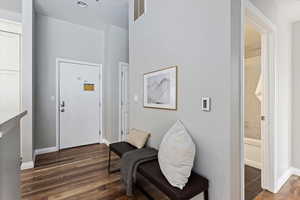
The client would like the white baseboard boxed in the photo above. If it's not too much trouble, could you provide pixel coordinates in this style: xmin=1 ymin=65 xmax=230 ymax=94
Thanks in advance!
xmin=291 ymin=167 xmax=300 ymax=176
xmin=275 ymin=168 xmax=292 ymax=193
xmin=245 ymin=159 xmax=262 ymax=169
xmin=35 ymin=146 xmax=58 ymax=155
xmin=21 ymin=161 xmax=34 ymax=170
xmin=102 ymin=138 xmax=110 ymax=146
xmin=244 ymin=138 xmax=262 ymax=170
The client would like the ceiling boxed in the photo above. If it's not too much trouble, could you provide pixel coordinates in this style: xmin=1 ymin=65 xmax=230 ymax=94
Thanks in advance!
xmin=35 ymin=0 xmax=128 ymax=30
xmin=275 ymin=0 xmax=300 ymax=22
xmin=0 ymin=0 xmax=21 ymax=13
xmin=245 ymin=22 xmax=261 ymax=51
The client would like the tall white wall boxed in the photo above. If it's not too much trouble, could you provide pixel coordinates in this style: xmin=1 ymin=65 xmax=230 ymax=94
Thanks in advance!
xmin=292 ymin=22 xmax=300 ymax=169
xmin=129 ymin=1 xmax=241 ymax=199
xmin=21 ymin=0 xmax=34 ymax=164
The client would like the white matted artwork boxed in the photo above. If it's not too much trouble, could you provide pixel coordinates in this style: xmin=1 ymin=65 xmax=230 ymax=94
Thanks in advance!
xmin=144 ymin=66 xmax=177 ymax=110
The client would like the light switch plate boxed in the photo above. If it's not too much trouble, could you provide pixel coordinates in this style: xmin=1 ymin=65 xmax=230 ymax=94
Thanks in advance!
xmin=134 ymin=95 xmax=139 ymax=102
xmin=202 ymin=97 xmax=211 ymax=112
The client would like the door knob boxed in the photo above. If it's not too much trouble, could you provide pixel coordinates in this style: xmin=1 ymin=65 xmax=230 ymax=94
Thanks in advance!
xmin=61 ymin=101 xmax=65 ymax=107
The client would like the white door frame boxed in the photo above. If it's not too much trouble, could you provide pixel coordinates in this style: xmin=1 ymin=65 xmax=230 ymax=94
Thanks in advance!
xmin=56 ymin=58 xmax=103 ymax=149
xmin=242 ymin=0 xmax=278 ymax=197
xmin=118 ymin=62 xmax=129 ymax=142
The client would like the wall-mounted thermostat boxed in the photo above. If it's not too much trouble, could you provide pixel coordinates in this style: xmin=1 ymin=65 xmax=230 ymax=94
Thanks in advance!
xmin=202 ymin=97 xmax=211 ymax=112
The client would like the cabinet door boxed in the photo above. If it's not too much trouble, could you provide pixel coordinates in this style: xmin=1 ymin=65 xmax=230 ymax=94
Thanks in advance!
xmin=0 ymin=31 xmax=20 ymax=71
xmin=0 ymin=71 xmax=20 ymax=114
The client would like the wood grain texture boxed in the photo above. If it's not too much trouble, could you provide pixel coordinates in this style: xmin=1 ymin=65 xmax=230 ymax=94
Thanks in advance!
xmin=255 ymin=176 xmax=300 ymax=200
xmin=21 ymin=144 xmax=168 ymax=200
xmin=21 ymin=144 xmax=300 ymax=200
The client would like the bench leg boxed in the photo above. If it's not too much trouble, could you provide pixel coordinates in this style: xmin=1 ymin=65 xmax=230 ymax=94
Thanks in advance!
xmin=108 ymin=146 xmax=121 ymax=174
xmin=108 ymin=146 xmax=111 ymax=173
xmin=204 ymin=189 xmax=209 ymax=200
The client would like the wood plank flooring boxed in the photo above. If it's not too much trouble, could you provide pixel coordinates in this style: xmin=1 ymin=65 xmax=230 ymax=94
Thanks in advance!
xmin=255 ymin=176 xmax=300 ymax=200
xmin=21 ymin=144 xmax=167 ymax=200
xmin=21 ymin=144 xmax=300 ymax=200
xmin=245 ymin=165 xmax=263 ymax=200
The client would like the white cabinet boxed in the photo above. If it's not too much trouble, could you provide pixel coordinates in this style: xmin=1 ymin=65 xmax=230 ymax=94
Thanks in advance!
xmin=0 ymin=30 xmax=21 ymax=116
xmin=0 ymin=71 xmax=20 ymax=114
xmin=0 ymin=31 xmax=20 ymax=71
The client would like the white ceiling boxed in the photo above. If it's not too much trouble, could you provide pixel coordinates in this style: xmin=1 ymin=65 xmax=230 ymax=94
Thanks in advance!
xmin=35 ymin=0 xmax=128 ymax=30
xmin=0 ymin=0 xmax=21 ymax=13
xmin=245 ymin=22 xmax=261 ymax=51
xmin=275 ymin=0 xmax=300 ymax=22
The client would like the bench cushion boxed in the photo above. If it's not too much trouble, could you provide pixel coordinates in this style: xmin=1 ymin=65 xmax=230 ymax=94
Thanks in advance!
xmin=109 ymin=142 xmax=137 ymax=157
xmin=138 ymin=160 xmax=209 ymax=200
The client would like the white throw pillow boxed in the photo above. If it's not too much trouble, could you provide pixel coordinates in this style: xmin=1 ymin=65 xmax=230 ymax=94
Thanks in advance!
xmin=126 ymin=129 xmax=150 ymax=149
xmin=158 ymin=121 xmax=196 ymax=189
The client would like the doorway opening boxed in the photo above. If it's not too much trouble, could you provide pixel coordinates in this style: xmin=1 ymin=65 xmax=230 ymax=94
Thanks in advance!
xmin=56 ymin=58 xmax=103 ymax=150
xmin=244 ymin=21 xmax=263 ymax=200
xmin=118 ymin=62 xmax=129 ymax=142
xmin=242 ymin=1 xmax=278 ymax=199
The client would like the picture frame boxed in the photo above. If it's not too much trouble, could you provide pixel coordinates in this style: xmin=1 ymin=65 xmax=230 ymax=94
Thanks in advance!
xmin=143 ymin=66 xmax=177 ymax=110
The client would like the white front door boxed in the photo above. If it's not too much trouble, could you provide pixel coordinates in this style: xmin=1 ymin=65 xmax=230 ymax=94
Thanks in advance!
xmin=59 ymin=61 xmax=101 ymax=149
xmin=119 ymin=62 xmax=129 ymax=141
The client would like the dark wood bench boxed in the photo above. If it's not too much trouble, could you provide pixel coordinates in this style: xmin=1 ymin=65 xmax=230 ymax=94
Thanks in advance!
xmin=108 ymin=142 xmax=209 ymax=200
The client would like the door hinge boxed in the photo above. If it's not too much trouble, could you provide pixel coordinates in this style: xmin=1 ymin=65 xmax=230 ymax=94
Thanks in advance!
xmin=121 ymin=130 xmax=124 ymax=136
xmin=99 ymin=131 xmax=101 ymax=136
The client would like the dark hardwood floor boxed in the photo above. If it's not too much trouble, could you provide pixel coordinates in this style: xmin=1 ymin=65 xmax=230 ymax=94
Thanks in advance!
xmin=21 ymin=144 xmax=168 ymax=200
xmin=21 ymin=144 xmax=300 ymax=200
xmin=255 ymin=176 xmax=300 ymax=200
xmin=245 ymin=165 xmax=263 ymax=200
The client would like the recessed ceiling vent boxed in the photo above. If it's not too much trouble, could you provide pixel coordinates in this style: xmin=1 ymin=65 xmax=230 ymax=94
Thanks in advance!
xmin=77 ymin=1 xmax=88 ymax=8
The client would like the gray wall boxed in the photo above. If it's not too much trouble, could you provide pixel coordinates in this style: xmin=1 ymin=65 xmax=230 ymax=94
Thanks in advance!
xmin=35 ymin=15 xmax=105 ymax=149
xmin=104 ymin=25 xmax=129 ymax=142
xmin=0 ymin=8 xmax=21 ymax=22
xmin=128 ymin=1 xmax=241 ymax=199
xmin=34 ymin=14 xmax=128 ymax=149
xmin=292 ymin=21 xmax=300 ymax=169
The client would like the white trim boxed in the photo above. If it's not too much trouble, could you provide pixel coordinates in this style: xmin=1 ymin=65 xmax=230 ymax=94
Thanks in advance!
xmin=35 ymin=146 xmax=58 ymax=155
xmin=244 ymin=138 xmax=261 ymax=147
xmin=243 ymin=0 xmax=278 ymax=194
xmin=0 ymin=18 xmax=22 ymax=34
xmin=21 ymin=161 xmax=34 ymax=170
xmin=102 ymin=138 xmax=110 ymax=146
xmin=291 ymin=167 xmax=300 ymax=177
xmin=244 ymin=138 xmax=262 ymax=169
xmin=272 ymin=167 xmax=300 ymax=193
xmin=55 ymin=58 xmax=103 ymax=150
xmin=245 ymin=159 xmax=262 ymax=170
xmin=275 ymin=169 xmax=291 ymax=193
